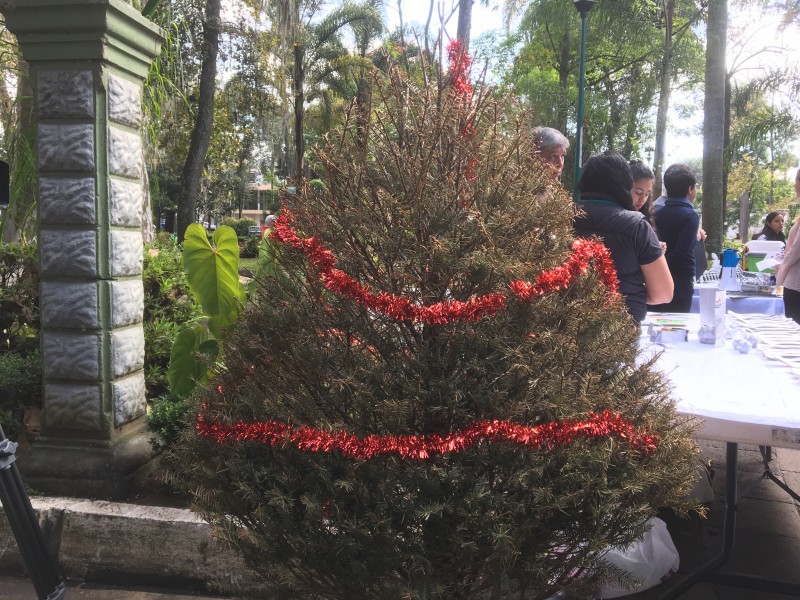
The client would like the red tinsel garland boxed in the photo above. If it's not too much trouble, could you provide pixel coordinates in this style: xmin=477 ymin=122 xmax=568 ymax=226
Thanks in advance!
xmin=196 ymin=409 xmax=658 ymax=458
xmin=448 ymin=38 xmax=478 ymax=183
xmin=269 ymin=211 xmax=620 ymax=325
xmin=447 ymin=38 xmax=473 ymax=99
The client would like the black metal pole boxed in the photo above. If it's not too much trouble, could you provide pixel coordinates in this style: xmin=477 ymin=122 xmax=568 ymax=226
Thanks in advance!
xmin=0 ymin=424 xmax=66 ymax=599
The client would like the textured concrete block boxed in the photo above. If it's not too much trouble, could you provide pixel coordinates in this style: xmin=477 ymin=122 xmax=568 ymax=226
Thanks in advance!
xmin=108 ymin=127 xmax=142 ymax=179
xmin=38 ymin=70 xmax=94 ymax=119
xmin=111 ymin=327 xmax=145 ymax=378
xmin=109 ymin=178 xmax=143 ymax=227
xmin=38 ymin=124 xmax=95 ymax=171
xmin=40 ymin=281 xmax=99 ymax=328
xmin=43 ymin=383 xmax=101 ymax=431
xmin=112 ymin=371 xmax=146 ymax=426
xmin=42 ymin=332 xmax=100 ymax=380
xmin=108 ymin=73 xmax=142 ymax=127
xmin=111 ymin=280 xmax=144 ymax=327
xmin=40 ymin=230 xmax=96 ymax=277
xmin=3 ymin=497 xmax=271 ymax=596
xmin=39 ymin=177 xmax=96 ymax=225
xmin=110 ymin=230 xmax=143 ymax=276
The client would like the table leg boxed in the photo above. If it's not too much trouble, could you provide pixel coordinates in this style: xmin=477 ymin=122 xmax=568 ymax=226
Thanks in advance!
xmin=660 ymin=442 xmax=739 ymax=599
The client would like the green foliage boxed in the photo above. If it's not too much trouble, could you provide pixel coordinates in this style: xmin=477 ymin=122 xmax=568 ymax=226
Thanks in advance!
xmin=146 ymin=393 xmax=189 ymax=453
xmin=167 ymin=325 xmax=219 ymax=397
xmin=182 ymin=224 xmax=246 ymax=337
xmin=161 ymin=224 xmax=244 ymax=414
xmin=240 ymin=234 xmax=262 ymax=258
xmin=0 ymin=350 xmax=41 ymax=439
xmin=0 ymin=242 xmax=39 ymax=355
xmin=169 ymin=62 xmax=699 ymax=599
xmin=221 ymin=217 xmax=256 ymax=238
xmin=143 ymin=233 xmax=203 ymax=400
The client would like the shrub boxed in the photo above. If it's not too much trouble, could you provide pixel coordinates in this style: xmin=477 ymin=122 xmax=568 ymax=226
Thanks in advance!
xmin=240 ymin=234 xmax=261 ymax=258
xmin=168 ymin=58 xmax=699 ymax=599
xmin=0 ymin=242 xmax=39 ymax=355
xmin=142 ymin=234 xmax=203 ymax=400
xmin=221 ymin=217 xmax=256 ymax=238
xmin=146 ymin=393 xmax=188 ymax=452
xmin=0 ymin=350 xmax=41 ymax=440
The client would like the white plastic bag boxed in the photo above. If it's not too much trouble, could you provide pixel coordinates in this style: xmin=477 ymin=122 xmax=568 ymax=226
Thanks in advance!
xmin=595 ymin=517 xmax=680 ymax=598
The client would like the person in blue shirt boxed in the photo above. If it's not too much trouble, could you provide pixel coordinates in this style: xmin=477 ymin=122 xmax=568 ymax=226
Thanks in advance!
xmin=648 ymin=163 xmax=700 ymax=313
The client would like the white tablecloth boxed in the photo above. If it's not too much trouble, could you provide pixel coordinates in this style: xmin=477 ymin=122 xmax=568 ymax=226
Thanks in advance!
xmin=640 ymin=313 xmax=800 ymax=448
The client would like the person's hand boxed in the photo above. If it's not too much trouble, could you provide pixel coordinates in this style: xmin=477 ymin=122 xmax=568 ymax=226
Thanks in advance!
xmin=697 ymin=228 xmax=707 ymax=241
xmin=660 ymin=241 xmax=667 ymax=254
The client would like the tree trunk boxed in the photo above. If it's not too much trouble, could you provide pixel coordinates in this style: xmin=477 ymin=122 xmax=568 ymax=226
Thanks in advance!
xmin=293 ymin=42 xmax=305 ymax=181
xmin=457 ymin=0 xmax=473 ymax=53
xmin=557 ymin=30 xmax=571 ymax=133
xmin=653 ymin=0 xmax=674 ymax=198
xmin=702 ymin=0 xmax=727 ymax=257
xmin=177 ymin=0 xmax=221 ymax=242
xmin=739 ymin=189 xmax=750 ymax=239
xmin=722 ymin=74 xmax=732 ymax=225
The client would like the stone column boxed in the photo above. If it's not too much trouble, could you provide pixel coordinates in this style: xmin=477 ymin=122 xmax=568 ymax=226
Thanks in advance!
xmin=5 ymin=0 xmax=164 ymax=498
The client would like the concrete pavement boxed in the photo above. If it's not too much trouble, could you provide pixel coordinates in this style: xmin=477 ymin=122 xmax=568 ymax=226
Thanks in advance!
xmin=630 ymin=440 xmax=800 ymax=600
xmin=0 ymin=576 xmax=232 ymax=599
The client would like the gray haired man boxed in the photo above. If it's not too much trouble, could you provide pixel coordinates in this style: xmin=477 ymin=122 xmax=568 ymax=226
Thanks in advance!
xmin=532 ymin=126 xmax=570 ymax=181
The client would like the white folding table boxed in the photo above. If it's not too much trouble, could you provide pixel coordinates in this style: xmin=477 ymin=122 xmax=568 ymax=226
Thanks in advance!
xmin=641 ymin=312 xmax=800 ymax=598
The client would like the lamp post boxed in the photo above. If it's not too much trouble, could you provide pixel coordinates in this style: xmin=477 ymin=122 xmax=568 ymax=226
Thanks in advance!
xmin=572 ymin=0 xmax=596 ymax=201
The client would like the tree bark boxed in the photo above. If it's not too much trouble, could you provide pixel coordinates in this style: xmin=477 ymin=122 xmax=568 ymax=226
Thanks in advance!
xmin=702 ymin=0 xmax=727 ymax=257
xmin=557 ymin=30 xmax=571 ymax=134
xmin=177 ymin=0 xmax=221 ymax=242
xmin=293 ymin=42 xmax=305 ymax=181
xmin=738 ymin=189 xmax=750 ymax=239
xmin=456 ymin=0 xmax=473 ymax=53
xmin=653 ymin=0 xmax=674 ymax=198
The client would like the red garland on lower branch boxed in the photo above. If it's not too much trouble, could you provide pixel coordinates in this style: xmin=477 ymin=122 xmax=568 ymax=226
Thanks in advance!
xmin=196 ymin=410 xmax=658 ymax=458
xmin=270 ymin=211 xmax=620 ymax=326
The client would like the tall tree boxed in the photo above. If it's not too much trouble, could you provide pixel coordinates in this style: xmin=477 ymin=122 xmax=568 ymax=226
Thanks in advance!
xmin=702 ymin=0 xmax=727 ymax=256
xmin=457 ymin=0 xmax=474 ymax=51
xmin=177 ymin=0 xmax=222 ymax=241
xmin=278 ymin=1 xmax=382 ymax=180
xmin=651 ymin=0 xmax=704 ymax=195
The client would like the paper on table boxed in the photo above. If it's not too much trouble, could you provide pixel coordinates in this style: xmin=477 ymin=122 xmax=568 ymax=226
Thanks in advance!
xmin=757 ymin=256 xmax=781 ymax=270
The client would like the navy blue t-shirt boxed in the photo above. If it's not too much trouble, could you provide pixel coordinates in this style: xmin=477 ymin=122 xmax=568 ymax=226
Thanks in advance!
xmin=574 ymin=200 xmax=663 ymax=321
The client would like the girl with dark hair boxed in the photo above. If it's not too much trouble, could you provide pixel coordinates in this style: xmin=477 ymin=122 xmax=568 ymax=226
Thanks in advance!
xmin=629 ymin=160 xmax=656 ymax=227
xmin=752 ymin=211 xmax=786 ymax=243
xmin=574 ymin=151 xmax=673 ymax=322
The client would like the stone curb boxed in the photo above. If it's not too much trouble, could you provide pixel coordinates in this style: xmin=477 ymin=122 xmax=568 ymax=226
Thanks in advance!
xmin=0 ymin=497 xmax=268 ymax=597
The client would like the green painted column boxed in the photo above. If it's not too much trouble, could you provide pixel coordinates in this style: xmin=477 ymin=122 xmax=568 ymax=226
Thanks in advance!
xmin=5 ymin=0 xmax=164 ymax=498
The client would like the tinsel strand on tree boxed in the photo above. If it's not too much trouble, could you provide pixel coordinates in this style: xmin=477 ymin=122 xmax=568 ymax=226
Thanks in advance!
xmin=168 ymin=45 xmax=699 ymax=600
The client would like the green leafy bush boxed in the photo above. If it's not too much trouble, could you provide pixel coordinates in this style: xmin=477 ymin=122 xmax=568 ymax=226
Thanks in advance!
xmin=146 ymin=225 xmax=244 ymax=451
xmin=221 ymin=217 xmax=256 ymax=238
xmin=143 ymin=233 xmax=203 ymax=400
xmin=0 ymin=243 xmax=40 ymax=440
xmin=0 ymin=242 xmax=39 ymax=355
xmin=240 ymin=234 xmax=261 ymax=258
xmin=146 ymin=393 xmax=188 ymax=453
xmin=0 ymin=350 xmax=41 ymax=439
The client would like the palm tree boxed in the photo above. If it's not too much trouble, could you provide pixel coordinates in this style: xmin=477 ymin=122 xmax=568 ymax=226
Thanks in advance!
xmin=702 ymin=0 xmax=727 ymax=256
xmin=276 ymin=0 xmax=382 ymax=180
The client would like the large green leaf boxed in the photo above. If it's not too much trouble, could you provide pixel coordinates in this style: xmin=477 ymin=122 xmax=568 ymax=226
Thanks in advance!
xmin=167 ymin=325 xmax=219 ymax=397
xmin=183 ymin=224 xmax=246 ymax=325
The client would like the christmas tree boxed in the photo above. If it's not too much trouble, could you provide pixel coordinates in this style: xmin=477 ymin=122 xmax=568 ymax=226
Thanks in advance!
xmin=169 ymin=43 xmax=698 ymax=599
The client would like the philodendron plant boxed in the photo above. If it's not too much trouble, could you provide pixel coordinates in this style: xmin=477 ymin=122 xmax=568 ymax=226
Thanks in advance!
xmin=167 ymin=224 xmax=246 ymax=397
